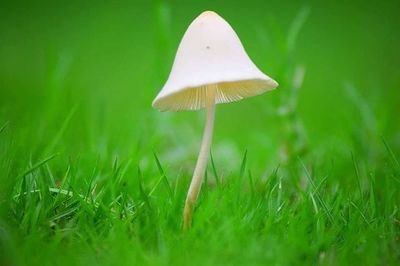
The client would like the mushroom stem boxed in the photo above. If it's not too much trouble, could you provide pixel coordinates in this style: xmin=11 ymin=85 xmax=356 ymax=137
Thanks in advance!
xmin=183 ymin=86 xmax=216 ymax=230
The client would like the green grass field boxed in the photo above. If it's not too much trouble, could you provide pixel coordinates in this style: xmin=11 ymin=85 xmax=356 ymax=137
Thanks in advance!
xmin=1 ymin=1 xmax=399 ymax=265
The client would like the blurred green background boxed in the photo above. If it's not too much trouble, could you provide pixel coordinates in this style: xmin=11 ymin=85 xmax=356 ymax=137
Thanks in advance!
xmin=1 ymin=0 xmax=399 ymax=166
xmin=0 ymin=0 xmax=399 ymax=265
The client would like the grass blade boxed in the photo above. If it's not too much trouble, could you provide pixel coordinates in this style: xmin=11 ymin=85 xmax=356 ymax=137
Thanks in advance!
xmin=44 ymin=105 xmax=77 ymax=155
xmin=351 ymin=153 xmax=364 ymax=202
xmin=235 ymin=150 xmax=248 ymax=203
xmin=382 ymin=138 xmax=400 ymax=170
xmin=21 ymin=153 xmax=58 ymax=177
xmin=0 ymin=121 xmax=9 ymax=135
xmin=287 ymin=6 xmax=310 ymax=52
xmin=350 ymin=201 xmax=370 ymax=225
xmin=240 ymin=149 xmax=248 ymax=179
xmin=153 ymin=151 xmax=173 ymax=199
xmin=299 ymin=158 xmax=334 ymax=224
xmin=210 ymin=151 xmax=220 ymax=187
xmin=138 ymin=166 xmax=152 ymax=210
xmin=248 ymin=169 xmax=255 ymax=199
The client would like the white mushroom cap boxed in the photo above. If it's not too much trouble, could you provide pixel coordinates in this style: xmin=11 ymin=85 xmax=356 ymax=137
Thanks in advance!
xmin=152 ymin=11 xmax=278 ymax=112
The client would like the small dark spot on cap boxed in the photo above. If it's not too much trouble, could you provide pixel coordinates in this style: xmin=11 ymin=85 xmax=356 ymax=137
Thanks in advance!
xmin=206 ymin=46 xmax=210 ymax=49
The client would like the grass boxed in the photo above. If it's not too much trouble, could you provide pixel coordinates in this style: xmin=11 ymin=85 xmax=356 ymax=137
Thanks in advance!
xmin=1 ymin=1 xmax=400 ymax=265
xmin=1 ymin=131 xmax=399 ymax=265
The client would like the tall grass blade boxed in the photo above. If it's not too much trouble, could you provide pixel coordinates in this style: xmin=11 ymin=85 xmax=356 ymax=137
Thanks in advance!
xmin=0 ymin=121 xmax=9 ymax=135
xmin=351 ymin=153 xmax=364 ymax=202
xmin=240 ymin=149 xmax=248 ymax=178
xmin=287 ymin=6 xmax=310 ymax=52
xmin=137 ymin=166 xmax=152 ymax=210
xmin=299 ymin=158 xmax=334 ymax=223
xmin=153 ymin=151 xmax=173 ymax=199
xmin=44 ymin=105 xmax=77 ymax=155
xmin=210 ymin=151 xmax=220 ymax=187
xmin=21 ymin=153 xmax=58 ymax=177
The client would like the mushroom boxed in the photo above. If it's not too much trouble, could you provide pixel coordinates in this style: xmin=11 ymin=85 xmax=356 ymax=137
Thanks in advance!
xmin=152 ymin=11 xmax=278 ymax=230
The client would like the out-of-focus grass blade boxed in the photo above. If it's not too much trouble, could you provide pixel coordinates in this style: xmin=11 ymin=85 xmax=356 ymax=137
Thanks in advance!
xmin=21 ymin=153 xmax=58 ymax=177
xmin=203 ymin=171 xmax=209 ymax=197
xmin=17 ymin=174 xmax=28 ymax=219
xmin=345 ymin=83 xmax=377 ymax=132
xmin=210 ymin=151 xmax=220 ymax=187
xmin=368 ymin=173 xmax=376 ymax=217
xmin=351 ymin=153 xmax=364 ymax=202
xmin=382 ymin=138 xmax=400 ymax=171
xmin=248 ymin=169 xmax=255 ymax=198
xmin=236 ymin=150 xmax=248 ymax=202
xmin=350 ymin=201 xmax=370 ymax=225
xmin=44 ymin=105 xmax=77 ymax=155
xmin=382 ymin=138 xmax=400 ymax=184
xmin=138 ymin=166 xmax=152 ymax=210
xmin=45 ymin=164 xmax=56 ymax=188
xmin=0 ymin=121 xmax=9 ymax=135
xmin=153 ymin=151 xmax=173 ymax=199
xmin=118 ymin=159 xmax=133 ymax=184
xmin=85 ymin=158 xmax=99 ymax=200
xmin=287 ymin=6 xmax=310 ymax=53
xmin=240 ymin=149 xmax=248 ymax=179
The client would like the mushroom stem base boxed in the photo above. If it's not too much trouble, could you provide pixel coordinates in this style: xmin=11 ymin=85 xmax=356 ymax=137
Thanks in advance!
xmin=183 ymin=87 xmax=216 ymax=230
